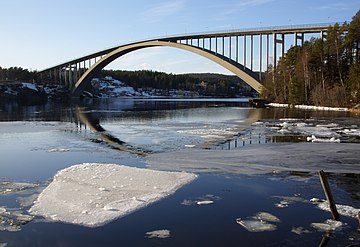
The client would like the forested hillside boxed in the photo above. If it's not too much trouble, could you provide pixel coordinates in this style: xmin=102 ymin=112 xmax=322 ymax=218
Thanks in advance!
xmin=0 ymin=67 xmax=36 ymax=82
xmin=100 ymin=70 xmax=255 ymax=97
xmin=262 ymin=10 xmax=360 ymax=107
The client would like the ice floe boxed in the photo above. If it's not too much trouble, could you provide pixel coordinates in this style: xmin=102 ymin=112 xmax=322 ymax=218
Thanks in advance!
xmin=311 ymin=219 xmax=345 ymax=232
xmin=249 ymin=118 xmax=359 ymax=146
xmin=0 ymin=209 xmax=34 ymax=232
xmin=196 ymin=200 xmax=214 ymax=205
xmin=181 ymin=194 xmax=221 ymax=206
xmin=255 ymin=212 xmax=280 ymax=223
xmin=314 ymin=200 xmax=360 ymax=219
xmin=306 ymin=135 xmax=340 ymax=143
xmin=236 ymin=212 xmax=280 ymax=232
xmin=0 ymin=181 xmax=38 ymax=195
xmin=47 ymin=148 xmax=70 ymax=152
xmin=145 ymin=229 xmax=171 ymax=239
xmin=29 ymin=163 xmax=197 ymax=227
xmin=291 ymin=226 xmax=310 ymax=235
xmin=274 ymin=196 xmax=306 ymax=208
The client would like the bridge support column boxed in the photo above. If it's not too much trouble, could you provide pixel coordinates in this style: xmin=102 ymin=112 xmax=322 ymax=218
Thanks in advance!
xmin=250 ymin=35 xmax=253 ymax=70
xmin=222 ymin=37 xmax=225 ymax=55
xmin=260 ymin=34 xmax=263 ymax=81
xmin=295 ymin=32 xmax=304 ymax=46
xmin=236 ymin=36 xmax=239 ymax=63
xmin=244 ymin=35 xmax=247 ymax=69
xmin=273 ymin=33 xmax=285 ymax=68
xmin=215 ymin=37 xmax=218 ymax=54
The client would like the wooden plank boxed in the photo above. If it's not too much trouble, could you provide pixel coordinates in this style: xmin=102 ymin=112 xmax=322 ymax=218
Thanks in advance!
xmin=318 ymin=170 xmax=340 ymax=220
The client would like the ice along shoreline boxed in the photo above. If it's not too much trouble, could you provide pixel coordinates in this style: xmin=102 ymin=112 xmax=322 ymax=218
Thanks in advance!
xmin=267 ymin=102 xmax=349 ymax=112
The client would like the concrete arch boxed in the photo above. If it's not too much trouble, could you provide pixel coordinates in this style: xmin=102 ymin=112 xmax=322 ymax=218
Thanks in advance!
xmin=72 ymin=40 xmax=263 ymax=97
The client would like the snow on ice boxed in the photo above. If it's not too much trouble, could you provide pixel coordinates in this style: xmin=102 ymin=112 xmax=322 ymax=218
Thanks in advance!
xmin=0 ymin=181 xmax=38 ymax=195
xmin=310 ymin=199 xmax=360 ymax=219
xmin=236 ymin=212 xmax=280 ymax=232
xmin=311 ymin=219 xmax=345 ymax=232
xmin=29 ymin=163 xmax=197 ymax=227
xmin=145 ymin=229 xmax=171 ymax=239
xmin=267 ymin=103 xmax=348 ymax=112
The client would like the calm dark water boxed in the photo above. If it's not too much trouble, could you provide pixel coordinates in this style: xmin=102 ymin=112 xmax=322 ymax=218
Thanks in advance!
xmin=0 ymin=98 xmax=359 ymax=247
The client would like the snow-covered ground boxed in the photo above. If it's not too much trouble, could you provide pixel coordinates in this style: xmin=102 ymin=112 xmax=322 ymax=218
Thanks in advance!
xmin=91 ymin=77 xmax=202 ymax=98
xmin=267 ymin=103 xmax=348 ymax=112
xmin=91 ymin=77 xmax=143 ymax=98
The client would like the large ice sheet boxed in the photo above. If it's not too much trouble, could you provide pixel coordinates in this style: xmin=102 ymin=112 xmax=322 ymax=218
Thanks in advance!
xmin=146 ymin=143 xmax=360 ymax=175
xmin=29 ymin=163 xmax=197 ymax=227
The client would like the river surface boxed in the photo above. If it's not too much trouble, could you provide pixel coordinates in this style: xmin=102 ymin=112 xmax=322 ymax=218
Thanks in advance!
xmin=0 ymin=98 xmax=359 ymax=246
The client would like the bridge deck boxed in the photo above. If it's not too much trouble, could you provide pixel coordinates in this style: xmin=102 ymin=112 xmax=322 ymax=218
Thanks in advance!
xmin=39 ymin=22 xmax=339 ymax=73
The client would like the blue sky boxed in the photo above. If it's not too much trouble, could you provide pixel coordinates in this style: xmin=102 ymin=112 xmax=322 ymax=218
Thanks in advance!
xmin=1 ymin=0 xmax=359 ymax=74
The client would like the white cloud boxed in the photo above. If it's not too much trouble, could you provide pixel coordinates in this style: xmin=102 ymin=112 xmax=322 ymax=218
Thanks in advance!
xmin=142 ymin=1 xmax=185 ymax=23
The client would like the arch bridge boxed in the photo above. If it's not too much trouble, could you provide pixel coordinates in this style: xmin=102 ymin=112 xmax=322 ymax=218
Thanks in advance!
xmin=38 ymin=23 xmax=335 ymax=97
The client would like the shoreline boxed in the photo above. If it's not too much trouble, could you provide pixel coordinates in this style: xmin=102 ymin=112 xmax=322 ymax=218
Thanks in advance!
xmin=267 ymin=102 xmax=349 ymax=112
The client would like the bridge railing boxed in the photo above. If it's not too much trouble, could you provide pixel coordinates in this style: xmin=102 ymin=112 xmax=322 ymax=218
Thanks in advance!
xmin=39 ymin=22 xmax=344 ymax=73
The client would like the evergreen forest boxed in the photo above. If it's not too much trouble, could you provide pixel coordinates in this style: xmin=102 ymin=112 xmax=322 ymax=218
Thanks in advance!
xmin=261 ymin=10 xmax=360 ymax=107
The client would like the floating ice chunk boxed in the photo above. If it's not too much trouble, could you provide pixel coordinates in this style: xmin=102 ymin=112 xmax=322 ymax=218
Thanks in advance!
xmin=294 ymin=104 xmax=348 ymax=112
xmin=280 ymin=122 xmax=290 ymax=128
xmin=47 ymin=148 xmax=69 ymax=152
xmin=181 ymin=194 xmax=221 ymax=206
xmin=291 ymin=226 xmax=310 ymax=235
xmin=29 ymin=163 xmax=197 ymax=227
xmin=306 ymin=135 xmax=340 ymax=143
xmin=0 ymin=210 xmax=34 ymax=232
xmin=309 ymin=197 xmax=323 ymax=203
xmin=0 ymin=182 xmax=38 ymax=195
xmin=256 ymin=212 xmax=280 ymax=223
xmin=236 ymin=218 xmax=277 ymax=232
xmin=0 ymin=243 xmax=7 ymax=247
xmin=296 ymin=122 xmax=307 ymax=127
xmin=279 ymin=118 xmax=300 ymax=121
xmin=311 ymin=219 xmax=345 ymax=232
xmin=196 ymin=200 xmax=214 ymax=205
xmin=237 ymin=212 xmax=280 ymax=232
xmin=145 ymin=229 xmax=171 ymax=239
xmin=273 ymin=196 xmax=306 ymax=209
xmin=342 ymin=128 xmax=360 ymax=136
xmin=317 ymin=202 xmax=359 ymax=218
xmin=267 ymin=103 xmax=289 ymax=108
xmin=275 ymin=201 xmax=289 ymax=208
xmin=184 ymin=145 xmax=196 ymax=148
xmin=21 ymin=82 xmax=38 ymax=91
xmin=316 ymin=123 xmax=338 ymax=128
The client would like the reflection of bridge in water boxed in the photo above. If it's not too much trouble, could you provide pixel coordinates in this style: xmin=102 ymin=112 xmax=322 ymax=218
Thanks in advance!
xmin=75 ymin=108 xmax=147 ymax=155
xmin=38 ymin=23 xmax=339 ymax=97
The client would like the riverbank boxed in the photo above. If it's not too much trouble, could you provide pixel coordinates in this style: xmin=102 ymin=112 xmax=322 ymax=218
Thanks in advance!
xmin=267 ymin=102 xmax=349 ymax=112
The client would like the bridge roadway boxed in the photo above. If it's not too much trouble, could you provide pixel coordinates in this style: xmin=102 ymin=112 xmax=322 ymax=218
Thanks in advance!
xmin=38 ymin=23 xmax=337 ymax=97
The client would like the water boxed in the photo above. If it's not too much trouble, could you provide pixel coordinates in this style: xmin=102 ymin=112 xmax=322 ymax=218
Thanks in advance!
xmin=0 ymin=98 xmax=359 ymax=246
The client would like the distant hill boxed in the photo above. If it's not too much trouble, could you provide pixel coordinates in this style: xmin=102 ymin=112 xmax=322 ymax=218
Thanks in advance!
xmin=100 ymin=70 xmax=257 ymax=97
